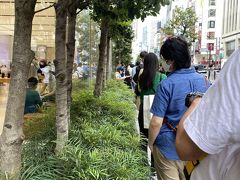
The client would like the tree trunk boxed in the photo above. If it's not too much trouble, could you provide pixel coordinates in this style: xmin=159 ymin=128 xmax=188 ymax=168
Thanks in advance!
xmin=106 ymin=37 xmax=112 ymax=80
xmin=0 ymin=0 xmax=36 ymax=178
xmin=102 ymin=42 xmax=107 ymax=90
xmin=54 ymin=0 xmax=68 ymax=154
xmin=66 ymin=1 xmax=77 ymax=127
xmin=93 ymin=18 xmax=109 ymax=97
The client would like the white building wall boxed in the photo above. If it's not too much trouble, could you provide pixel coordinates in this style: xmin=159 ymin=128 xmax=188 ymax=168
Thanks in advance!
xmin=194 ymin=0 xmax=223 ymax=62
xmin=222 ymin=0 xmax=240 ymax=58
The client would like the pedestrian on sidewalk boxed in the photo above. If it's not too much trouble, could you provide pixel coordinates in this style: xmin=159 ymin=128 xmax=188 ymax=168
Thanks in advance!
xmin=138 ymin=52 xmax=166 ymax=138
xmin=138 ymin=52 xmax=167 ymax=170
xmin=133 ymin=51 xmax=147 ymax=110
xmin=148 ymin=37 xmax=210 ymax=180
xmin=176 ymin=48 xmax=240 ymax=180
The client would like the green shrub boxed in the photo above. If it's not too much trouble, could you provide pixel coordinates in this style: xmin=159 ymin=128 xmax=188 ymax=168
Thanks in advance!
xmin=22 ymin=108 xmax=56 ymax=177
xmin=23 ymin=108 xmax=56 ymax=141
xmin=21 ymin=80 xmax=150 ymax=179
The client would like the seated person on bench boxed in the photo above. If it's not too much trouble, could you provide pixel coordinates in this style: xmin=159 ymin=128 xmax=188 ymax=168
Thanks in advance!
xmin=24 ymin=77 xmax=43 ymax=114
xmin=41 ymin=66 xmax=56 ymax=102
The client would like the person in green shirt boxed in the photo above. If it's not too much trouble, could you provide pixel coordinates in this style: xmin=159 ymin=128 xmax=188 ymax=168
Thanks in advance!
xmin=137 ymin=52 xmax=167 ymax=169
xmin=138 ymin=53 xmax=167 ymax=138
xmin=24 ymin=77 xmax=43 ymax=114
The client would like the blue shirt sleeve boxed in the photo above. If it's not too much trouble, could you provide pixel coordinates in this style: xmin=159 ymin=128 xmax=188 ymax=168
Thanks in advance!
xmin=150 ymin=80 xmax=170 ymax=118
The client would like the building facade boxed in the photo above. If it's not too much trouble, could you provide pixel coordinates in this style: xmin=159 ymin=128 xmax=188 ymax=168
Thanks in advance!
xmin=131 ymin=0 xmax=226 ymax=63
xmin=131 ymin=0 xmax=188 ymax=61
xmin=222 ymin=0 xmax=240 ymax=58
xmin=193 ymin=0 xmax=224 ymax=64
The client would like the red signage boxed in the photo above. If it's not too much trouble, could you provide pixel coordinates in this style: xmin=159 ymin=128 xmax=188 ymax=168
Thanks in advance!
xmin=207 ymin=43 xmax=214 ymax=51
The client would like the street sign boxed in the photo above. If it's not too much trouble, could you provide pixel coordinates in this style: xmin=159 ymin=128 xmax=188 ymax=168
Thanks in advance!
xmin=201 ymin=48 xmax=208 ymax=52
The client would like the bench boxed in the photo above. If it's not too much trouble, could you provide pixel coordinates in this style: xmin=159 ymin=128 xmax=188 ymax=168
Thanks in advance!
xmin=0 ymin=78 xmax=10 ymax=84
xmin=24 ymin=112 xmax=45 ymax=121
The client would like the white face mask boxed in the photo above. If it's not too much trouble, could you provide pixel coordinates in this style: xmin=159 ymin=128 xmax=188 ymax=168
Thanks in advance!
xmin=165 ymin=63 xmax=172 ymax=72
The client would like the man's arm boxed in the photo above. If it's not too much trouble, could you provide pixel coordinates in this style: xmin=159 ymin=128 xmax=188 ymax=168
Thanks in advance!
xmin=148 ymin=116 xmax=163 ymax=152
xmin=176 ymin=98 xmax=207 ymax=160
xmin=42 ymin=89 xmax=55 ymax=97
xmin=36 ymin=92 xmax=43 ymax=107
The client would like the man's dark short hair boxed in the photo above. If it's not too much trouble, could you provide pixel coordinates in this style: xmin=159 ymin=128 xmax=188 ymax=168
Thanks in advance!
xmin=28 ymin=77 xmax=38 ymax=87
xmin=140 ymin=51 xmax=148 ymax=59
xmin=160 ymin=36 xmax=191 ymax=70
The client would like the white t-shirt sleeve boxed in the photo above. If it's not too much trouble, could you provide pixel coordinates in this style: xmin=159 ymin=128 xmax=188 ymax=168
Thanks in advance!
xmin=41 ymin=66 xmax=50 ymax=84
xmin=184 ymin=49 xmax=240 ymax=155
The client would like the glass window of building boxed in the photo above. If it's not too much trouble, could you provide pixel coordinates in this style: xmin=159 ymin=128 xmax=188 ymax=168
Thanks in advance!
xmin=226 ymin=41 xmax=235 ymax=57
xmin=209 ymin=0 xmax=216 ymax=6
xmin=208 ymin=21 xmax=215 ymax=28
xmin=207 ymin=32 xmax=215 ymax=39
xmin=208 ymin=9 xmax=216 ymax=17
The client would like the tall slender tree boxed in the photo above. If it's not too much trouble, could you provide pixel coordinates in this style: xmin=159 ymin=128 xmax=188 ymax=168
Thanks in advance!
xmin=0 ymin=0 xmax=37 ymax=178
xmin=161 ymin=7 xmax=198 ymax=45
xmin=92 ymin=0 xmax=171 ymax=97
xmin=106 ymin=36 xmax=112 ymax=80
xmin=54 ymin=0 xmax=68 ymax=154
xmin=66 ymin=0 xmax=78 ymax=127
xmin=76 ymin=10 xmax=100 ymax=64
xmin=66 ymin=0 xmax=90 ymax=126
xmin=55 ymin=0 xmax=90 ymax=153
xmin=111 ymin=23 xmax=134 ymax=66
xmin=94 ymin=18 xmax=109 ymax=96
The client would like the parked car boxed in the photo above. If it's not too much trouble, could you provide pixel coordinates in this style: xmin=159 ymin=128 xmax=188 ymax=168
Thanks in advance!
xmin=192 ymin=64 xmax=207 ymax=75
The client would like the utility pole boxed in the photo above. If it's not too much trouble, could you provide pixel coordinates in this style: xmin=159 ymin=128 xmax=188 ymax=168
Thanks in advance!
xmin=193 ymin=41 xmax=197 ymax=64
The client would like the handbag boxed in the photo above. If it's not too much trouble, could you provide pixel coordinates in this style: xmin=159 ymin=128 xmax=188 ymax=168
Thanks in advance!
xmin=142 ymin=73 xmax=165 ymax=129
xmin=143 ymin=94 xmax=155 ymax=129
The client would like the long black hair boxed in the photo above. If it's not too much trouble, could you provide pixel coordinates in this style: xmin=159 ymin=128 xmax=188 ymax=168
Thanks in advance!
xmin=139 ymin=53 xmax=159 ymax=91
xmin=160 ymin=36 xmax=191 ymax=70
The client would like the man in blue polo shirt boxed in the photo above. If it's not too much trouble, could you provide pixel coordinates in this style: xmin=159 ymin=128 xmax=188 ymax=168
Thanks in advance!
xmin=148 ymin=37 xmax=210 ymax=180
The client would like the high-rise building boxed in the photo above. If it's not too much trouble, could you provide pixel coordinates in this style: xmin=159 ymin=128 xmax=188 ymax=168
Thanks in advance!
xmin=194 ymin=0 xmax=224 ymax=64
xmin=131 ymin=0 xmax=225 ymax=63
xmin=131 ymin=9 xmax=170 ymax=61
xmin=222 ymin=0 xmax=240 ymax=57
xmin=131 ymin=0 xmax=188 ymax=61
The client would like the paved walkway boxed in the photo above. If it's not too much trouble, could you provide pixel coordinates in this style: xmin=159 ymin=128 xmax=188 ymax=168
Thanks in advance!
xmin=0 ymin=83 xmax=9 ymax=135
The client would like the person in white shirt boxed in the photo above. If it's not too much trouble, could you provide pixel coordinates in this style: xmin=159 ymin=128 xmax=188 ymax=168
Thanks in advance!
xmin=76 ymin=63 xmax=83 ymax=78
xmin=41 ymin=62 xmax=56 ymax=102
xmin=39 ymin=60 xmax=50 ymax=95
xmin=1 ymin=65 xmax=9 ymax=76
xmin=115 ymin=68 xmax=125 ymax=80
xmin=176 ymin=48 xmax=240 ymax=180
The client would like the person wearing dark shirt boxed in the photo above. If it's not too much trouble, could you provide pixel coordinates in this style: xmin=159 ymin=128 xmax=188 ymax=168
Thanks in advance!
xmin=24 ymin=77 xmax=42 ymax=114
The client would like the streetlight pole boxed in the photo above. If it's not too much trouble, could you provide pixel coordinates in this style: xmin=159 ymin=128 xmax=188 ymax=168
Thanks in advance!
xmin=193 ymin=41 xmax=197 ymax=64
